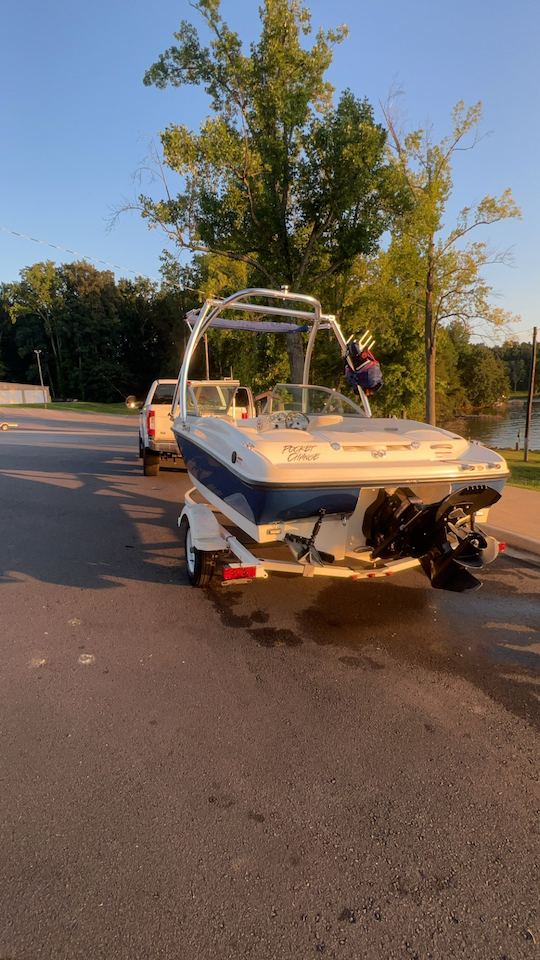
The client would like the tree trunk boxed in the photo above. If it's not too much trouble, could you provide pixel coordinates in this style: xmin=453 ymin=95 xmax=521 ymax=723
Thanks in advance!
xmin=45 ymin=360 xmax=55 ymax=400
xmin=78 ymin=350 xmax=84 ymax=401
xmin=425 ymin=239 xmax=436 ymax=425
xmin=286 ymin=332 xmax=305 ymax=383
xmin=425 ymin=335 xmax=436 ymax=425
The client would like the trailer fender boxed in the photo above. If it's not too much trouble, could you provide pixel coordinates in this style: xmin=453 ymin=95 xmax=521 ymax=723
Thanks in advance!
xmin=178 ymin=503 xmax=227 ymax=552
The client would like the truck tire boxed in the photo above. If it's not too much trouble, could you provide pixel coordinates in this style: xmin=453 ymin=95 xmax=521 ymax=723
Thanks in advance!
xmin=179 ymin=516 xmax=215 ymax=587
xmin=143 ymin=449 xmax=160 ymax=476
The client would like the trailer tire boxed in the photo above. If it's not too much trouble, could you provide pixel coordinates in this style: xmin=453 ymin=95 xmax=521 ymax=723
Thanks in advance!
xmin=143 ymin=449 xmax=160 ymax=476
xmin=180 ymin=516 xmax=215 ymax=587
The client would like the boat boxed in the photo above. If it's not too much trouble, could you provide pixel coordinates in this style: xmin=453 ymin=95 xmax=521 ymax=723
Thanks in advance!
xmin=172 ymin=288 xmax=509 ymax=592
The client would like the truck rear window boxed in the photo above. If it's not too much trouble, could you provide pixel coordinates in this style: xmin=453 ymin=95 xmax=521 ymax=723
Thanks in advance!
xmin=152 ymin=384 xmax=176 ymax=404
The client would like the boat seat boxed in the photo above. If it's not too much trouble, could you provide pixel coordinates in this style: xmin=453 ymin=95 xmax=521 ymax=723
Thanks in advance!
xmin=306 ymin=415 xmax=343 ymax=430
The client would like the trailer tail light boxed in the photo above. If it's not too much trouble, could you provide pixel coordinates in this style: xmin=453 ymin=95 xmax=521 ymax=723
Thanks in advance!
xmin=223 ymin=565 xmax=257 ymax=581
xmin=241 ymin=412 xmax=248 ymax=419
xmin=147 ymin=409 xmax=155 ymax=438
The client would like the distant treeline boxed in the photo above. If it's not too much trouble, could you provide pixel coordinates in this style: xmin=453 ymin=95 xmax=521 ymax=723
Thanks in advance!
xmin=0 ymin=258 xmax=533 ymax=416
xmin=0 ymin=260 xmax=199 ymax=403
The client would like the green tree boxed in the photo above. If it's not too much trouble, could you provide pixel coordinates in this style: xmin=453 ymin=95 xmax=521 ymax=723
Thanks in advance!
xmin=381 ymin=100 xmax=520 ymax=423
xmin=119 ymin=262 xmax=202 ymax=392
xmin=3 ymin=257 xmax=203 ymax=402
xmin=139 ymin=0 xmax=404 ymax=380
xmin=7 ymin=261 xmax=65 ymax=396
xmin=56 ymin=262 xmax=121 ymax=401
xmin=337 ymin=241 xmax=426 ymax=418
xmin=0 ymin=286 xmax=14 ymax=380
xmin=494 ymin=340 xmax=532 ymax=393
xmin=459 ymin=344 xmax=509 ymax=409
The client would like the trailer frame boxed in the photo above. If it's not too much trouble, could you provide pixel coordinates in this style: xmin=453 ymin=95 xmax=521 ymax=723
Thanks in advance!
xmin=178 ymin=487 xmax=422 ymax=587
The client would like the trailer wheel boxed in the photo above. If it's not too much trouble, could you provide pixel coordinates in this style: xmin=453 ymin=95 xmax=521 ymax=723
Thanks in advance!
xmin=143 ymin=449 xmax=160 ymax=476
xmin=180 ymin=516 xmax=215 ymax=587
xmin=0 ymin=423 xmax=8 ymax=431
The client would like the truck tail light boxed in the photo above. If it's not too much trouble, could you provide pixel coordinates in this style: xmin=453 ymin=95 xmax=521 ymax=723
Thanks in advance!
xmin=147 ymin=409 xmax=155 ymax=438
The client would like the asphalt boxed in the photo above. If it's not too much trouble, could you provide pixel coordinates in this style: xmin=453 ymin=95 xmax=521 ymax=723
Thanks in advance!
xmin=486 ymin=485 xmax=540 ymax=562
xmin=0 ymin=410 xmax=538 ymax=960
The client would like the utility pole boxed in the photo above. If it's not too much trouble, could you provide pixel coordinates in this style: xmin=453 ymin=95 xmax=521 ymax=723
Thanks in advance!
xmin=524 ymin=326 xmax=537 ymax=462
xmin=34 ymin=349 xmax=47 ymax=407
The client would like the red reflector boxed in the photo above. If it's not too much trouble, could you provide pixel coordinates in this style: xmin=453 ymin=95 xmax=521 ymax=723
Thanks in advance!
xmin=223 ymin=565 xmax=257 ymax=580
xmin=498 ymin=542 xmax=506 ymax=552
xmin=241 ymin=412 xmax=248 ymax=419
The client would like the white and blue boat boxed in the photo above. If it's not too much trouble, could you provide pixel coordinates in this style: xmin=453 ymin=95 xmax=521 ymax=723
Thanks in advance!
xmin=172 ymin=288 xmax=509 ymax=592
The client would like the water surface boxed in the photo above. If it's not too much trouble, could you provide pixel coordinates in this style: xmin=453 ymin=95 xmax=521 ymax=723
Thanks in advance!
xmin=443 ymin=399 xmax=539 ymax=450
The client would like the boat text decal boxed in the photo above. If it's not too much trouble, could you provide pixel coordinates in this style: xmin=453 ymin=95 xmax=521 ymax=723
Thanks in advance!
xmin=282 ymin=444 xmax=320 ymax=463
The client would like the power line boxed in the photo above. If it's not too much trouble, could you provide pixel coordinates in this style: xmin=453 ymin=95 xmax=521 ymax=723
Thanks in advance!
xmin=0 ymin=224 xmax=156 ymax=280
xmin=0 ymin=224 xmax=238 ymax=302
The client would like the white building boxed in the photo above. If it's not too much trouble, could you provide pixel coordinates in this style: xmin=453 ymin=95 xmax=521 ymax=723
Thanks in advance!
xmin=0 ymin=382 xmax=51 ymax=404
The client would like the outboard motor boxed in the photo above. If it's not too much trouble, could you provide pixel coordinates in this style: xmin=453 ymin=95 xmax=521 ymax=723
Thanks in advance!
xmin=363 ymin=485 xmax=501 ymax=592
xmin=344 ymin=339 xmax=383 ymax=395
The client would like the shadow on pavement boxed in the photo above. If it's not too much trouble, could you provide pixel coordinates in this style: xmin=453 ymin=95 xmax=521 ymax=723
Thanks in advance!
xmin=0 ymin=437 xmax=185 ymax=591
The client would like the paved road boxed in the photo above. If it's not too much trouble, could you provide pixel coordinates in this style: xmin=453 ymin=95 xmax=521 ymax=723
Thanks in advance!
xmin=0 ymin=411 xmax=538 ymax=960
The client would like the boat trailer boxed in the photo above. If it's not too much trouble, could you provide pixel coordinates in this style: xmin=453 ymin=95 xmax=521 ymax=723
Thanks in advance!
xmin=179 ymin=488 xmax=424 ymax=587
xmin=178 ymin=487 xmax=503 ymax=590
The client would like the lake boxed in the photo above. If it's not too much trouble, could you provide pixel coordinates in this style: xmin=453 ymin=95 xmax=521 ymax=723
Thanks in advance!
xmin=443 ymin=399 xmax=540 ymax=451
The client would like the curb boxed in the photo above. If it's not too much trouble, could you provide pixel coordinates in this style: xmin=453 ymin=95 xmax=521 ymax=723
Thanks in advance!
xmin=484 ymin=525 xmax=540 ymax=567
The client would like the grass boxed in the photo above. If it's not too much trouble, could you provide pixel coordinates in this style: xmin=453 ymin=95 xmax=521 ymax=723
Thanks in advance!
xmin=508 ymin=390 xmax=539 ymax=400
xmin=497 ymin=448 xmax=540 ymax=491
xmin=8 ymin=401 xmax=140 ymax=416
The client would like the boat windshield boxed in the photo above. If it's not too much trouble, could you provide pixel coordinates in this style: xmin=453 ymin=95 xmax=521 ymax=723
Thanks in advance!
xmin=267 ymin=384 xmax=366 ymax=418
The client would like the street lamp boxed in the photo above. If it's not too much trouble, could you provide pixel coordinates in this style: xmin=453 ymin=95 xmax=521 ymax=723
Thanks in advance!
xmin=34 ymin=349 xmax=47 ymax=407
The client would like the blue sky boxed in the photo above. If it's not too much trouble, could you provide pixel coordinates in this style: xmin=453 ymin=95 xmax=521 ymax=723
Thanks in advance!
xmin=2 ymin=0 xmax=538 ymax=342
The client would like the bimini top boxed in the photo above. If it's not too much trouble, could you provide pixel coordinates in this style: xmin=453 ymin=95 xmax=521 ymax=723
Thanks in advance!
xmin=176 ymin=287 xmax=374 ymax=421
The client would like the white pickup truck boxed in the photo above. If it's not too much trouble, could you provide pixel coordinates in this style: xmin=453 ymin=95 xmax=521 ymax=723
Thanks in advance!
xmin=139 ymin=378 xmax=255 ymax=476
xmin=139 ymin=379 xmax=180 ymax=475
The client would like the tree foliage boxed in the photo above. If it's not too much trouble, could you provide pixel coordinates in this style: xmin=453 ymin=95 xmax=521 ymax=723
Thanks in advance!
xmin=0 ymin=256 xmax=513 ymax=414
xmin=1 ymin=261 xmax=199 ymax=401
xmin=376 ymin=100 xmax=521 ymax=423
xmin=140 ymin=0 xmax=405 ymax=378
xmin=494 ymin=340 xmax=535 ymax=393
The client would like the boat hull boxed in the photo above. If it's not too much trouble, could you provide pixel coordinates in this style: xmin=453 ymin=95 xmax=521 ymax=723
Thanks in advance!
xmin=178 ymin=435 xmax=361 ymax=524
xmin=176 ymin=433 xmax=506 ymax=530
